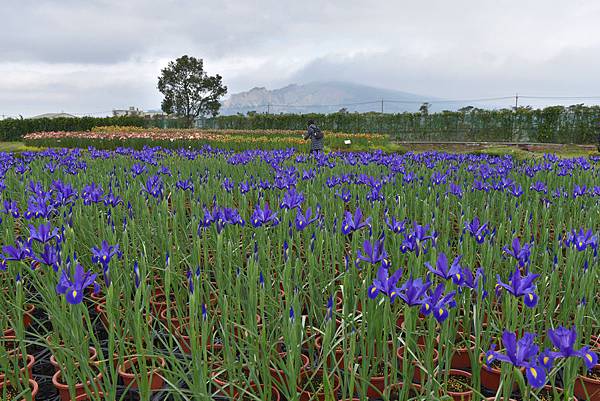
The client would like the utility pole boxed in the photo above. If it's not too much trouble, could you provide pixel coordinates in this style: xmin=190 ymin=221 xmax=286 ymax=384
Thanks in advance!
xmin=381 ymin=99 xmax=384 ymax=114
xmin=266 ymin=104 xmax=270 ymax=114
xmin=513 ymin=93 xmax=519 ymax=142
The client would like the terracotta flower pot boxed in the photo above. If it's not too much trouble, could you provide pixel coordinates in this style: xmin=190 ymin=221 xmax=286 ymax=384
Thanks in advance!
xmin=159 ymin=308 xmax=189 ymax=332
xmin=573 ymin=363 xmax=600 ymax=401
xmin=396 ymin=344 xmax=439 ymax=384
xmin=538 ymin=385 xmax=578 ymax=401
xmin=50 ymin=347 xmax=98 ymax=373
xmin=23 ymin=304 xmax=35 ymax=328
xmin=232 ymin=314 xmax=262 ymax=341
xmin=314 ymin=331 xmax=347 ymax=368
xmin=0 ymin=378 xmax=39 ymax=401
xmin=446 ymin=369 xmax=473 ymax=401
xmin=52 ymin=369 xmax=103 ymax=401
xmin=269 ymin=353 xmax=310 ymax=386
xmin=451 ymin=334 xmax=477 ymax=370
xmin=297 ymin=369 xmax=341 ymax=401
xmin=0 ymin=353 xmax=35 ymax=383
xmin=175 ymin=323 xmax=222 ymax=355
xmin=74 ymin=391 xmax=105 ymax=401
xmin=354 ymin=356 xmax=394 ymax=398
xmin=479 ymin=353 xmax=521 ymax=392
xmin=117 ymin=356 xmax=166 ymax=391
xmin=150 ymin=289 xmax=175 ymax=316
xmin=2 ymin=334 xmax=20 ymax=356
xmin=240 ymin=385 xmax=281 ymax=401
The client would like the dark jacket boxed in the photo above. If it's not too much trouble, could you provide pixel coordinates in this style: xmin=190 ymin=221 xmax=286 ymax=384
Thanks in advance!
xmin=304 ymin=124 xmax=324 ymax=151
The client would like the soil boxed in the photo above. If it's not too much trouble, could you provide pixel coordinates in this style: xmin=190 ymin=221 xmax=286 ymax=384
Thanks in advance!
xmin=447 ymin=373 xmax=471 ymax=392
xmin=373 ymin=360 xmax=389 ymax=376
xmin=1 ymin=385 xmax=19 ymax=401
xmin=389 ymin=388 xmax=419 ymax=399
xmin=489 ymin=360 xmax=503 ymax=370
xmin=300 ymin=372 xmax=328 ymax=393
xmin=588 ymin=367 xmax=600 ymax=381
xmin=537 ymin=388 xmax=559 ymax=401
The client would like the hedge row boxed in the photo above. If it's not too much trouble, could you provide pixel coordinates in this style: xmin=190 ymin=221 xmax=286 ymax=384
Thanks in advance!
xmin=200 ymin=105 xmax=600 ymax=144
xmin=0 ymin=116 xmax=198 ymax=142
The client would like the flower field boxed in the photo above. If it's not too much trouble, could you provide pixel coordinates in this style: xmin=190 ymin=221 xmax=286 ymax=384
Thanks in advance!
xmin=22 ymin=128 xmax=389 ymax=152
xmin=0 ymin=146 xmax=599 ymax=401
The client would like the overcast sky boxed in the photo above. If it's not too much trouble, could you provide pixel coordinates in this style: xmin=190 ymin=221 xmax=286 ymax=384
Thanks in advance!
xmin=2 ymin=0 xmax=600 ymax=117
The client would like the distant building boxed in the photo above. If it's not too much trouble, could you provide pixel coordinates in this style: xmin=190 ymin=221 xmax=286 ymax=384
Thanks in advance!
xmin=112 ymin=106 xmax=143 ymax=117
xmin=112 ymin=107 xmax=170 ymax=119
xmin=30 ymin=112 xmax=76 ymax=119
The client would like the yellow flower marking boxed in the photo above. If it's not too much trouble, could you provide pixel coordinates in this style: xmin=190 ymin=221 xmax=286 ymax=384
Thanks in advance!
xmin=529 ymin=367 xmax=537 ymax=379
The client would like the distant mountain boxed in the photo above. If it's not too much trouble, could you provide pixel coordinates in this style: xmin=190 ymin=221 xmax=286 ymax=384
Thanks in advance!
xmin=221 ymin=81 xmax=438 ymax=115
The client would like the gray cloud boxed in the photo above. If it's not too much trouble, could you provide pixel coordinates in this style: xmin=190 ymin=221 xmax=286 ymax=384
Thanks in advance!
xmin=1 ymin=0 xmax=600 ymax=116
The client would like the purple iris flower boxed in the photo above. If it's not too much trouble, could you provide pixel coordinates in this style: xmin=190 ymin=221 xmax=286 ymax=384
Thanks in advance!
xmin=223 ymin=207 xmax=245 ymax=226
xmin=397 ymin=275 xmax=430 ymax=306
xmin=103 ymin=188 xmax=123 ymax=207
xmin=403 ymin=171 xmax=416 ymax=184
xmin=29 ymin=222 xmax=59 ymax=244
xmin=91 ymin=241 xmax=120 ymax=267
xmin=496 ymin=266 xmax=539 ymax=308
xmin=326 ymin=176 xmax=341 ymax=188
xmin=3 ymin=200 xmax=20 ymax=218
xmin=420 ymin=283 xmax=456 ymax=323
xmin=141 ymin=175 xmax=163 ymax=198
xmin=573 ymin=185 xmax=587 ymax=199
xmin=56 ymin=263 xmax=98 ymax=305
xmin=507 ymin=184 xmax=523 ymax=197
xmin=280 ymin=188 xmax=304 ymax=210
xmin=302 ymin=169 xmax=316 ymax=180
xmin=464 ymin=217 xmax=489 ymax=244
xmin=409 ymin=222 xmax=433 ymax=243
xmin=335 ymin=188 xmax=352 ymax=203
xmin=341 ymin=207 xmax=371 ymax=235
xmin=548 ymin=326 xmax=598 ymax=370
xmin=238 ymin=181 xmax=251 ymax=194
xmin=222 ymin=177 xmax=234 ymax=193
xmin=485 ymin=331 xmax=546 ymax=388
xmin=34 ymin=244 xmax=61 ymax=272
xmin=425 ymin=252 xmax=462 ymax=282
xmin=251 ymin=202 xmax=279 ymax=227
xmin=258 ymin=179 xmax=271 ymax=190
xmin=52 ymin=180 xmax=78 ymax=206
xmin=529 ymin=181 xmax=547 ymax=194
xmin=82 ymin=183 xmax=104 ymax=205
xmin=564 ymin=228 xmax=598 ymax=252
xmin=385 ymin=216 xmax=407 ymax=234
xmin=400 ymin=235 xmax=418 ymax=255
xmin=459 ymin=267 xmax=485 ymax=291
xmin=131 ymin=163 xmax=147 ymax=177
xmin=295 ymin=206 xmax=319 ymax=231
xmin=2 ymin=239 xmax=32 ymax=261
xmin=176 ymin=178 xmax=194 ymax=192
xmin=157 ymin=166 xmax=171 ymax=176
xmin=133 ymin=261 xmax=140 ymax=289
xmin=448 ymin=183 xmax=463 ymax=198
xmin=502 ymin=237 xmax=532 ymax=267
xmin=356 ymin=235 xmax=389 ymax=267
xmin=326 ymin=296 xmax=333 ymax=321
xmin=25 ymin=194 xmax=55 ymax=219
xmin=366 ymin=186 xmax=385 ymax=202
xmin=367 ymin=265 xmax=403 ymax=302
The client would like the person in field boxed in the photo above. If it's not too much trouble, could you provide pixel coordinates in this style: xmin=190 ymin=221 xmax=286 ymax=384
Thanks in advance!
xmin=304 ymin=119 xmax=324 ymax=155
